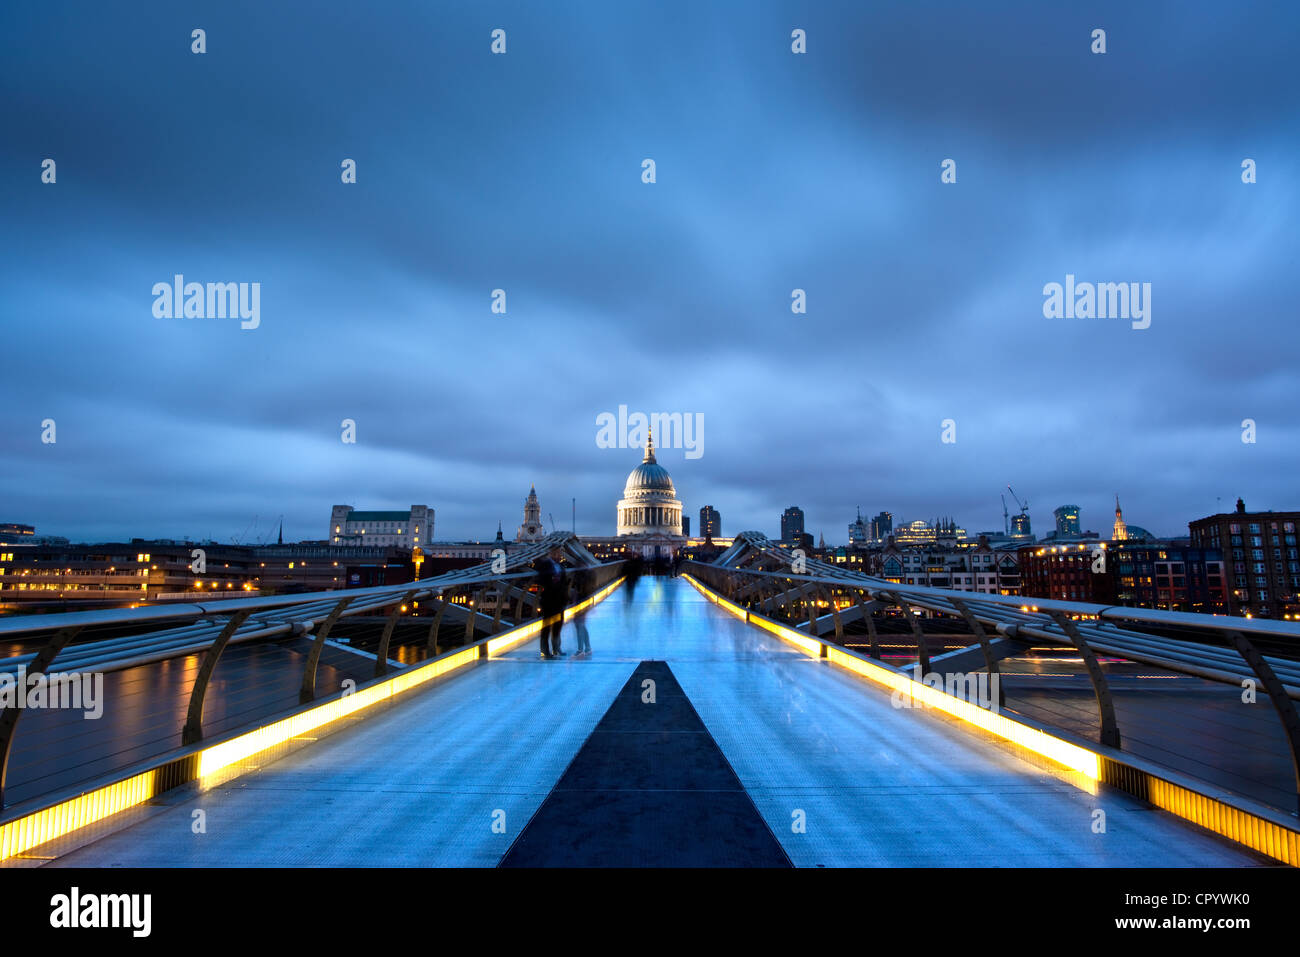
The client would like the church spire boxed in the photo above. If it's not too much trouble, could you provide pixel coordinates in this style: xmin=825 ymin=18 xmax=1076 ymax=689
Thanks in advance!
xmin=643 ymin=426 xmax=656 ymax=464
xmin=1113 ymin=494 xmax=1129 ymax=541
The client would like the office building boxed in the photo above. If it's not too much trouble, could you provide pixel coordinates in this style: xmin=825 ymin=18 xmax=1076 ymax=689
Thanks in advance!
xmin=781 ymin=506 xmax=805 ymax=542
xmin=1189 ymin=498 xmax=1300 ymax=618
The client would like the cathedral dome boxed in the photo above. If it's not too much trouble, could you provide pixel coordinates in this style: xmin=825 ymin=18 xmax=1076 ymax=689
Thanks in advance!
xmin=625 ymin=461 xmax=675 ymax=494
xmin=623 ymin=431 xmax=674 ymax=494
xmin=616 ymin=429 xmax=684 ymax=539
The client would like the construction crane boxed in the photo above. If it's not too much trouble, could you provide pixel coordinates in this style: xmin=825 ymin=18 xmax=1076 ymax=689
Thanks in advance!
xmin=1000 ymin=495 xmax=1010 ymax=535
xmin=1007 ymin=486 xmax=1029 ymax=517
xmin=231 ymin=514 xmax=258 ymax=545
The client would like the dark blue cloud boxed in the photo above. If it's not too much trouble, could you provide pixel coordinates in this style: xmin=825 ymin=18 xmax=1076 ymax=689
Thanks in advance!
xmin=1 ymin=0 xmax=1296 ymax=544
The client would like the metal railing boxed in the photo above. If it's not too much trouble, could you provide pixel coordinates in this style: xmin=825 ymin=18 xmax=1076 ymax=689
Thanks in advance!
xmin=0 ymin=532 xmax=620 ymax=809
xmin=688 ymin=531 xmax=1300 ymax=813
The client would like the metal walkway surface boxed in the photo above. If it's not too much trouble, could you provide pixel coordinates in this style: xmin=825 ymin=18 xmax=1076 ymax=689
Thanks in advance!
xmin=46 ymin=577 xmax=1264 ymax=867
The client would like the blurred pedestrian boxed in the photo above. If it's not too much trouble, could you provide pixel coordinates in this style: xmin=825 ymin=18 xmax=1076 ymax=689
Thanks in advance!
xmin=535 ymin=545 xmax=568 ymax=658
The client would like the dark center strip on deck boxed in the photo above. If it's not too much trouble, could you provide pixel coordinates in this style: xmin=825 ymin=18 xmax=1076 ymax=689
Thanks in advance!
xmin=498 ymin=660 xmax=792 ymax=867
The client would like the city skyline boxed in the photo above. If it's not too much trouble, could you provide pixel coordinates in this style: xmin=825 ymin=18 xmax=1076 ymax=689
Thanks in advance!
xmin=1 ymin=473 xmax=1259 ymax=546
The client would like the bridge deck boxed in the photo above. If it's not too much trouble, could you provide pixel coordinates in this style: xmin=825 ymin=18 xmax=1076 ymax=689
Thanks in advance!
xmin=45 ymin=577 xmax=1263 ymax=866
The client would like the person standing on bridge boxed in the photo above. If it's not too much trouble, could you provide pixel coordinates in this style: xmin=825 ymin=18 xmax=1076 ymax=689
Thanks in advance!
xmin=570 ymin=565 xmax=592 ymax=656
xmin=535 ymin=545 xmax=568 ymax=659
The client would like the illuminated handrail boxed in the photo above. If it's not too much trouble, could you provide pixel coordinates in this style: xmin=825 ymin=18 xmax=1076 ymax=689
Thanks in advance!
xmin=691 ymin=532 xmax=1300 ymax=814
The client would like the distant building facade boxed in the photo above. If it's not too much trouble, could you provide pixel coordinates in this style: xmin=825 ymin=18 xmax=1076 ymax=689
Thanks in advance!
xmin=1189 ymin=498 xmax=1300 ymax=618
xmin=1053 ymin=505 xmax=1081 ymax=538
xmin=781 ymin=506 xmax=804 ymax=542
xmin=517 ymin=486 xmax=545 ymax=541
xmin=893 ymin=520 xmax=935 ymax=546
xmin=1019 ymin=541 xmax=1226 ymax=613
xmin=933 ymin=518 xmax=967 ymax=545
xmin=699 ymin=505 xmax=721 ymax=540
xmin=875 ymin=535 xmax=1020 ymax=595
xmin=0 ymin=540 xmax=416 ymax=604
xmin=1018 ymin=542 xmax=1106 ymax=605
xmin=330 ymin=505 xmax=432 ymax=548
xmin=848 ymin=509 xmax=870 ymax=546
xmin=1112 ymin=496 xmax=1129 ymax=541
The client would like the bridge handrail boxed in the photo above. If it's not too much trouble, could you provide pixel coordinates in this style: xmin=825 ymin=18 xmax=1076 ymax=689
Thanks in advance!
xmin=695 ymin=532 xmax=1300 ymax=813
xmin=0 ymin=533 xmax=624 ymax=809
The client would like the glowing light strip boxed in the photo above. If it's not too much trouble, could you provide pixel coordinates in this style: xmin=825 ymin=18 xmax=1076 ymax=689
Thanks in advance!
xmin=748 ymin=612 xmax=826 ymax=657
xmin=823 ymin=646 xmax=1098 ymax=778
xmin=691 ymin=573 xmax=1097 ymax=777
xmin=1146 ymin=778 xmax=1298 ymax=867
xmin=0 ymin=577 xmax=626 ymax=863
xmin=486 ymin=577 xmax=623 ymax=656
xmin=0 ymin=769 xmax=158 ymax=863
xmin=485 ymin=618 xmax=543 ymax=656
xmin=683 ymin=574 xmax=830 ymax=657
xmin=198 ymin=645 xmax=479 ymax=779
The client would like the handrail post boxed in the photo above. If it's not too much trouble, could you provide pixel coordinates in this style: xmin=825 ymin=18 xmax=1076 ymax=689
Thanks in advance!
xmin=0 ymin=625 xmax=83 ymax=810
xmin=491 ymin=581 xmax=507 ymax=634
xmin=826 ymin=587 xmax=844 ymax=641
xmin=299 ymin=596 xmax=355 ymax=704
xmin=182 ymin=609 xmax=253 ymax=745
xmin=890 ymin=594 xmax=931 ymax=674
xmin=464 ymin=590 xmax=484 ymax=643
xmin=427 ymin=595 xmax=449 ymax=656
xmin=859 ymin=594 xmax=883 ymax=660
xmin=374 ymin=591 xmax=417 ymax=678
xmin=1226 ymin=629 xmax=1300 ymax=815
xmin=948 ymin=596 xmax=1005 ymax=708
xmin=1051 ymin=612 xmax=1121 ymax=749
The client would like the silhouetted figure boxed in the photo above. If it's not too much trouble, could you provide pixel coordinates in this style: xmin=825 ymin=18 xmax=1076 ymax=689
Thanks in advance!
xmin=624 ymin=550 xmax=644 ymax=602
xmin=535 ymin=545 xmax=568 ymax=658
xmin=571 ymin=565 xmax=592 ymax=656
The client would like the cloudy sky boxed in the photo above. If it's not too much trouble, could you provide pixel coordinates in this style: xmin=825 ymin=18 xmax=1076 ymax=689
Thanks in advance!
xmin=2 ymin=1 xmax=1297 ymax=545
